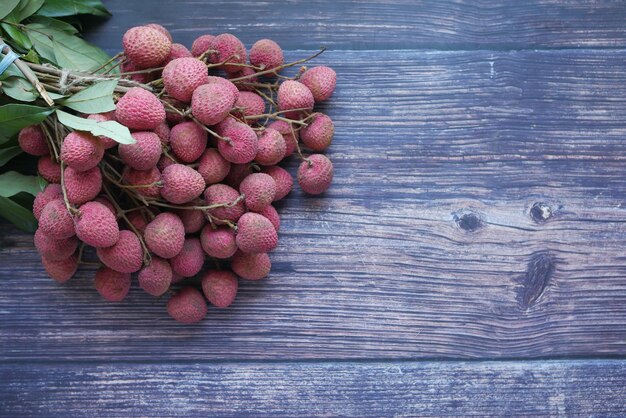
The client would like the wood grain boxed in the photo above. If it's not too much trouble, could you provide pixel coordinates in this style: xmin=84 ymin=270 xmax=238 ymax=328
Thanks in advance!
xmin=1 ymin=360 xmax=625 ymax=416
xmin=84 ymin=0 xmax=626 ymax=50
xmin=2 ymin=49 xmax=626 ymax=360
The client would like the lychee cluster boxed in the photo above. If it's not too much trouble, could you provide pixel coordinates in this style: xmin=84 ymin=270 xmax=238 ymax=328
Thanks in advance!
xmin=23 ymin=25 xmax=337 ymax=323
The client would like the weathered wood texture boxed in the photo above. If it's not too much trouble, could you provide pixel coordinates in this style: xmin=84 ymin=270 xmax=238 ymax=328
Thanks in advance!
xmin=1 ymin=360 xmax=625 ymax=417
xmin=2 ymin=49 xmax=626 ymax=360
xmin=85 ymin=0 xmax=626 ymax=50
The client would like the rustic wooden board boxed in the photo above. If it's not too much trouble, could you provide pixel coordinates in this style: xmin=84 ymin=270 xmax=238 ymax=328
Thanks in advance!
xmin=84 ymin=0 xmax=626 ymax=50
xmin=2 ymin=49 xmax=626 ymax=361
xmin=2 ymin=360 xmax=625 ymax=416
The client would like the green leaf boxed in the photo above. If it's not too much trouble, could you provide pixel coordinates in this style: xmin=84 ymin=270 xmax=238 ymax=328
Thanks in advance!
xmin=26 ymin=25 xmax=56 ymax=64
xmin=1 ymin=13 xmax=32 ymax=50
xmin=0 ymin=104 xmax=53 ymax=137
xmin=14 ymin=0 xmax=45 ymax=21
xmin=56 ymin=110 xmax=135 ymax=144
xmin=36 ymin=0 xmax=110 ymax=17
xmin=28 ymin=15 xmax=77 ymax=34
xmin=1 ymin=76 xmax=38 ymax=102
xmin=47 ymin=91 xmax=66 ymax=100
xmin=21 ymin=49 xmax=41 ymax=63
xmin=0 ymin=146 xmax=23 ymax=167
xmin=0 ymin=171 xmax=45 ymax=197
xmin=0 ymin=0 xmax=20 ymax=20
xmin=60 ymin=79 xmax=117 ymax=113
xmin=0 ymin=196 xmax=37 ymax=232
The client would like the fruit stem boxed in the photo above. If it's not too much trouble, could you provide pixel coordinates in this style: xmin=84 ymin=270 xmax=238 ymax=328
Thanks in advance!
xmin=59 ymin=162 xmax=79 ymax=215
xmin=229 ymin=47 xmax=326 ymax=82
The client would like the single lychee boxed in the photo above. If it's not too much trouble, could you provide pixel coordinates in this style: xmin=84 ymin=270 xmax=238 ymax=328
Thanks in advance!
xmin=175 ymin=203 xmax=206 ymax=234
xmin=216 ymin=120 xmax=258 ymax=164
xmin=39 ymin=199 xmax=75 ymax=239
xmin=122 ymin=166 xmax=161 ymax=199
xmin=204 ymin=183 xmax=245 ymax=222
xmin=191 ymin=34 xmax=215 ymax=57
xmin=87 ymin=113 xmax=117 ymax=149
xmin=255 ymin=128 xmax=286 ymax=166
xmin=236 ymin=212 xmax=278 ymax=254
xmin=94 ymin=266 xmax=131 ymax=302
xmin=277 ymin=80 xmax=314 ymax=119
xmin=144 ymin=212 xmax=185 ymax=259
xmin=127 ymin=210 xmax=149 ymax=233
xmin=223 ymin=163 xmax=253 ymax=189
xmin=94 ymin=195 xmax=116 ymax=215
xmin=249 ymin=39 xmax=284 ymax=71
xmin=38 ymin=155 xmax=61 ymax=183
xmin=170 ymin=121 xmax=208 ymax=163
xmin=163 ymin=57 xmax=209 ymax=102
xmin=239 ymin=173 xmax=276 ymax=212
xmin=157 ymin=154 xmax=178 ymax=172
xmin=233 ymin=91 xmax=265 ymax=123
xmin=61 ymin=131 xmax=104 ymax=172
xmin=167 ymin=287 xmax=207 ymax=323
xmin=200 ymin=225 xmax=237 ymax=259
xmin=231 ymin=250 xmax=271 ymax=280
xmin=300 ymin=113 xmax=334 ymax=151
xmin=259 ymin=204 xmax=280 ymax=231
xmin=206 ymin=76 xmax=240 ymax=102
xmin=170 ymin=237 xmax=204 ymax=278
xmin=267 ymin=119 xmax=298 ymax=158
xmin=122 ymin=25 xmax=171 ymax=69
xmin=42 ymin=253 xmax=78 ymax=283
xmin=262 ymin=165 xmax=293 ymax=201
xmin=33 ymin=184 xmax=63 ymax=220
xmin=202 ymin=270 xmax=238 ymax=308
xmin=164 ymin=43 xmax=193 ymax=64
xmin=154 ymin=120 xmax=171 ymax=145
xmin=74 ymin=201 xmax=120 ymax=248
xmin=97 ymin=230 xmax=143 ymax=273
xmin=144 ymin=23 xmax=172 ymax=41
xmin=34 ymin=228 xmax=78 ymax=261
xmin=118 ymin=131 xmax=162 ymax=171
xmin=300 ymin=66 xmax=337 ymax=102
xmin=197 ymin=148 xmax=231 ymax=185
xmin=64 ymin=166 xmax=102 ymax=205
xmin=18 ymin=125 xmax=48 ymax=156
xmin=191 ymin=83 xmax=236 ymax=126
xmin=160 ymin=164 xmax=205 ymax=204
xmin=138 ymin=256 xmax=172 ymax=296
xmin=115 ymin=87 xmax=166 ymax=130
xmin=297 ymin=154 xmax=334 ymax=195
xmin=208 ymin=33 xmax=247 ymax=74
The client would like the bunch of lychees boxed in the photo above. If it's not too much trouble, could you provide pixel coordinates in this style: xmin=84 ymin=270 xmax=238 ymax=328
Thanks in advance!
xmin=24 ymin=24 xmax=336 ymax=323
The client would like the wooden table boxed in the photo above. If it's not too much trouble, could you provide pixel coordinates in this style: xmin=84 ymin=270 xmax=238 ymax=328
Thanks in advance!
xmin=2 ymin=1 xmax=626 ymax=415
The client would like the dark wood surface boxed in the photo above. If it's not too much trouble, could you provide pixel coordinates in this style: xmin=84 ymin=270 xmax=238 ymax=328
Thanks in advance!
xmin=2 ymin=0 xmax=626 ymax=415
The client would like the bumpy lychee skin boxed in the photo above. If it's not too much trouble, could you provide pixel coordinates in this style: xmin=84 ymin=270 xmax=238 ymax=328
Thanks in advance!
xmin=144 ymin=212 xmax=185 ymax=259
xmin=75 ymin=201 xmax=120 ymax=248
xmin=164 ymin=43 xmax=192 ymax=64
xmin=33 ymin=184 xmax=63 ymax=220
xmin=267 ymin=120 xmax=298 ymax=158
xmin=94 ymin=195 xmax=116 ymax=215
xmin=262 ymin=165 xmax=294 ymax=201
xmin=259 ymin=204 xmax=280 ymax=231
xmin=300 ymin=66 xmax=337 ymax=102
xmin=39 ymin=199 xmax=75 ymax=239
xmin=157 ymin=154 xmax=178 ymax=172
xmin=144 ymin=23 xmax=172 ymax=41
xmin=277 ymin=80 xmax=314 ymax=119
xmin=198 ymin=148 xmax=231 ymax=185
xmin=206 ymin=76 xmax=240 ymax=102
xmin=239 ymin=173 xmax=276 ymax=212
xmin=217 ymin=121 xmax=258 ymax=164
xmin=191 ymin=83 xmax=236 ymax=126
xmin=64 ymin=166 xmax=102 ymax=205
xmin=42 ymin=253 xmax=78 ymax=283
xmin=167 ymin=287 xmax=207 ymax=323
xmin=87 ymin=113 xmax=117 ymax=149
xmin=300 ymin=113 xmax=334 ymax=151
xmin=34 ymin=228 xmax=78 ymax=261
xmin=236 ymin=212 xmax=278 ymax=254
xmin=255 ymin=128 xmax=286 ymax=166
xmin=61 ymin=131 xmax=104 ymax=172
xmin=96 ymin=230 xmax=143 ymax=274
xmin=94 ymin=267 xmax=131 ymax=302
xmin=231 ymin=250 xmax=271 ymax=280
xmin=170 ymin=237 xmax=204 ymax=278
xmin=163 ymin=57 xmax=210 ymax=102
xmin=227 ymin=67 xmax=258 ymax=91
xmin=191 ymin=34 xmax=215 ymax=57
xmin=200 ymin=225 xmax=237 ymax=259
xmin=202 ymin=270 xmax=238 ymax=308
xmin=171 ymin=271 xmax=185 ymax=284
xmin=122 ymin=26 xmax=171 ymax=69
xmin=18 ymin=125 xmax=48 ymax=156
xmin=115 ymin=87 xmax=166 ymax=130
xmin=204 ymin=184 xmax=245 ymax=222
xmin=122 ymin=166 xmax=161 ymax=199
xmin=208 ymin=33 xmax=247 ymax=74
xmin=224 ymin=163 xmax=252 ymax=189
xmin=250 ymin=39 xmax=284 ymax=71
xmin=38 ymin=155 xmax=61 ymax=183
xmin=119 ymin=131 xmax=162 ymax=171
xmin=161 ymin=164 xmax=205 ymax=204
xmin=170 ymin=121 xmax=208 ymax=163
xmin=138 ymin=256 xmax=172 ymax=297
xmin=154 ymin=121 xmax=171 ymax=145
xmin=233 ymin=91 xmax=265 ymax=123
xmin=298 ymin=154 xmax=334 ymax=195
xmin=175 ymin=203 xmax=206 ymax=234
xmin=127 ymin=211 xmax=149 ymax=233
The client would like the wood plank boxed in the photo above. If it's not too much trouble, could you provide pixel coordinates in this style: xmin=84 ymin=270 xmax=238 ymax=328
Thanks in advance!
xmin=1 ymin=360 xmax=625 ymax=416
xmin=2 ymin=49 xmax=626 ymax=360
xmin=83 ymin=0 xmax=626 ymax=51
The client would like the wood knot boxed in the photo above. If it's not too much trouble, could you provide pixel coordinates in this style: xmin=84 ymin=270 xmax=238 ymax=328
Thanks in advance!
xmin=517 ymin=251 xmax=555 ymax=309
xmin=454 ymin=212 xmax=483 ymax=232
xmin=530 ymin=202 xmax=552 ymax=223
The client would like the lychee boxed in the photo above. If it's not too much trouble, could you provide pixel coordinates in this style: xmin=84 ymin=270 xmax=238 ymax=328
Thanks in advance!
xmin=223 ymin=163 xmax=252 ymax=189
xmin=64 ymin=166 xmax=102 ymax=205
xmin=122 ymin=166 xmax=161 ymax=199
xmin=227 ymin=67 xmax=258 ymax=91
xmin=154 ymin=120 xmax=171 ymax=145
xmin=277 ymin=80 xmax=314 ymax=119
xmin=38 ymin=155 xmax=61 ymax=183
xmin=300 ymin=66 xmax=337 ymax=102
xmin=94 ymin=266 xmax=131 ymax=302
xmin=204 ymin=183 xmax=245 ymax=222
xmin=87 ymin=113 xmax=118 ymax=149
xmin=250 ymin=39 xmax=284 ymax=71
xmin=239 ymin=173 xmax=276 ymax=212
xmin=205 ymin=76 xmax=240 ymax=102
xmin=170 ymin=237 xmax=204 ymax=278
xmin=216 ymin=120 xmax=258 ymax=164
xmin=34 ymin=228 xmax=78 ymax=261
xmin=200 ymin=225 xmax=237 ymax=259
xmin=191 ymin=83 xmax=236 ymax=126
xmin=33 ymin=184 xmax=63 ymax=220
xmin=160 ymin=164 xmax=205 ymax=204
xmin=164 ymin=97 xmax=187 ymax=124
xmin=267 ymin=120 xmax=298 ymax=158
xmin=202 ymin=270 xmax=238 ymax=308
xmin=175 ymin=204 xmax=206 ymax=234
xmin=167 ymin=287 xmax=207 ymax=323
xmin=96 ymin=230 xmax=143 ymax=273
xmin=144 ymin=212 xmax=185 ymax=259
xmin=120 ymin=59 xmax=157 ymax=83
xmin=164 ymin=43 xmax=193 ymax=64
xmin=233 ymin=91 xmax=265 ymax=123
xmin=157 ymin=154 xmax=178 ymax=172
xmin=297 ymin=154 xmax=333 ymax=195
xmin=300 ymin=113 xmax=334 ymax=151
xmin=127 ymin=210 xmax=149 ymax=233
xmin=18 ymin=125 xmax=48 ymax=156
xmin=42 ymin=253 xmax=78 ymax=283
xmin=255 ymin=128 xmax=286 ymax=166
xmin=259 ymin=204 xmax=280 ymax=231
xmin=231 ymin=250 xmax=271 ymax=280
xmin=94 ymin=195 xmax=116 ymax=215
xmin=144 ymin=23 xmax=172 ymax=41
xmin=138 ymin=256 xmax=172 ymax=296
xmin=61 ymin=131 xmax=104 ymax=172
xmin=170 ymin=121 xmax=208 ymax=163
xmin=163 ymin=57 xmax=209 ymax=102
xmin=118 ymin=131 xmax=162 ymax=171
xmin=171 ymin=271 xmax=185 ymax=284
xmin=115 ymin=87 xmax=166 ymax=130
xmin=197 ymin=148 xmax=231 ymax=185
xmin=235 ymin=212 xmax=278 ymax=254
xmin=191 ymin=34 xmax=215 ymax=57
xmin=74 ymin=201 xmax=120 ymax=248
xmin=208 ymin=33 xmax=247 ymax=74
xmin=122 ymin=25 xmax=171 ymax=69
xmin=39 ymin=199 xmax=75 ymax=239
xmin=262 ymin=165 xmax=293 ymax=201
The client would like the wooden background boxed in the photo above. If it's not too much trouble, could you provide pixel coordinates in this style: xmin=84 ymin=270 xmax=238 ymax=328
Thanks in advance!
xmin=2 ymin=0 xmax=626 ymax=415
